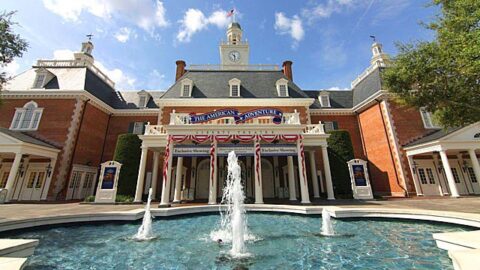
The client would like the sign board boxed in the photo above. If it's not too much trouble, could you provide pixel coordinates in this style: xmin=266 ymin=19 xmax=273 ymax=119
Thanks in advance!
xmin=347 ymin=159 xmax=373 ymax=199
xmin=95 ymin=161 xmax=122 ymax=203
xmin=172 ymin=144 xmax=297 ymax=157
xmin=189 ymin=108 xmax=283 ymax=124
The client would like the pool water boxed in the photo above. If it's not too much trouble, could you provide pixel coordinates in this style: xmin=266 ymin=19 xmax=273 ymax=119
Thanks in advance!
xmin=5 ymin=213 xmax=469 ymax=270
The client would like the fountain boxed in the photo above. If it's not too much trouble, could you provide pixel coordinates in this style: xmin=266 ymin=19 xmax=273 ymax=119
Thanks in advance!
xmin=133 ymin=188 xmax=155 ymax=241
xmin=211 ymin=151 xmax=249 ymax=257
xmin=321 ymin=208 xmax=335 ymax=236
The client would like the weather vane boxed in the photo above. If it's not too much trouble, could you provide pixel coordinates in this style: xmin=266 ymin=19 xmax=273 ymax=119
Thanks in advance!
xmin=86 ymin=34 xmax=93 ymax=41
xmin=369 ymin=35 xmax=376 ymax=42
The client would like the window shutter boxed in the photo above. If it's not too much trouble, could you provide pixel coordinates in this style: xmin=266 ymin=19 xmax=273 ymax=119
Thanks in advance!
xmin=128 ymin=122 xmax=134 ymax=133
xmin=333 ymin=121 xmax=338 ymax=130
xmin=142 ymin=122 xmax=148 ymax=134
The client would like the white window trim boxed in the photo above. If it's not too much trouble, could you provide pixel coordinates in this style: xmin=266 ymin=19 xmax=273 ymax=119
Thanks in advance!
xmin=276 ymin=78 xmax=289 ymax=97
xmin=138 ymin=95 xmax=148 ymax=108
xmin=10 ymin=101 xmax=44 ymax=131
xmin=32 ymin=73 xmax=47 ymax=89
xmin=180 ymin=78 xmax=193 ymax=97
xmin=132 ymin=122 xmax=144 ymax=135
xmin=319 ymin=92 xmax=331 ymax=107
xmin=420 ymin=108 xmax=441 ymax=129
xmin=229 ymin=78 xmax=241 ymax=97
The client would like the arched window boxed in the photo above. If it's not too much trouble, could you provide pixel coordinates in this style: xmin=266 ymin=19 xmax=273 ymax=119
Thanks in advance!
xmin=10 ymin=101 xmax=43 ymax=131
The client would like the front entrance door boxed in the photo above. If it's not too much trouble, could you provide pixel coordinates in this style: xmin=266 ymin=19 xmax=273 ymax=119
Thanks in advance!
xmin=195 ymin=159 xmax=210 ymax=200
xmin=282 ymin=164 xmax=298 ymax=199
xmin=417 ymin=167 xmax=442 ymax=196
xmin=261 ymin=159 xmax=275 ymax=198
xmin=448 ymin=161 xmax=469 ymax=195
xmin=20 ymin=170 xmax=46 ymax=201
xmin=66 ymin=170 xmax=83 ymax=200
xmin=465 ymin=164 xmax=480 ymax=194
xmin=170 ymin=166 xmax=187 ymax=200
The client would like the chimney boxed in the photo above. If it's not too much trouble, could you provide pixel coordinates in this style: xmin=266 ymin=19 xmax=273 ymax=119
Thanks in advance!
xmin=282 ymin=60 xmax=293 ymax=81
xmin=175 ymin=60 xmax=186 ymax=81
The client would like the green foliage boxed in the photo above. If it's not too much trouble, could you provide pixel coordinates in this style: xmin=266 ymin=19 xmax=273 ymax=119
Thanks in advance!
xmin=113 ymin=134 xmax=142 ymax=196
xmin=327 ymin=130 xmax=355 ymax=197
xmin=383 ymin=0 xmax=480 ymax=127
xmin=0 ymin=11 xmax=28 ymax=90
xmin=84 ymin=195 xmax=95 ymax=202
xmin=115 ymin=195 xmax=134 ymax=203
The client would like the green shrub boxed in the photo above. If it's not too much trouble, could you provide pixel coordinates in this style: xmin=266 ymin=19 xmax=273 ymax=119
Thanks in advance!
xmin=113 ymin=134 xmax=142 ymax=196
xmin=84 ymin=195 xmax=95 ymax=202
xmin=115 ymin=195 xmax=134 ymax=203
xmin=327 ymin=130 xmax=355 ymax=197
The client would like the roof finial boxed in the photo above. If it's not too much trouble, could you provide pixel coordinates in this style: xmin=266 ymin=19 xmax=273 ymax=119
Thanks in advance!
xmin=369 ymin=35 xmax=376 ymax=42
xmin=86 ymin=34 xmax=93 ymax=42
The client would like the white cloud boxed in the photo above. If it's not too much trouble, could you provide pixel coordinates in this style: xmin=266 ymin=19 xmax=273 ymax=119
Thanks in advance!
xmin=42 ymin=0 xmax=168 ymax=33
xmin=0 ymin=60 xmax=20 ymax=77
xmin=274 ymin=12 xmax=304 ymax=47
xmin=327 ymin=86 xmax=349 ymax=90
xmin=52 ymin=49 xmax=136 ymax=89
xmin=302 ymin=0 xmax=357 ymax=23
xmin=177 ymin=9 xmax=231 ymax=43
xmin=114 ymin=27 xmax=136 ymax=43
xmin=146 ymin=69 xmax=167 ymax=89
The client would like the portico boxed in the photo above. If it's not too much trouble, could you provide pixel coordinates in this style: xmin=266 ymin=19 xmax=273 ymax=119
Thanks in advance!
xmin=404 ymin=123 xmax=480 ymax=197
xmin=133 ymin=110 xmax=334 ymax=205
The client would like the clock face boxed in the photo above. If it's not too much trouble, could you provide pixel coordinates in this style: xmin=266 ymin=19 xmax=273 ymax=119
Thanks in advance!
xmin=229 ymin=51 xmax=241 ymax=62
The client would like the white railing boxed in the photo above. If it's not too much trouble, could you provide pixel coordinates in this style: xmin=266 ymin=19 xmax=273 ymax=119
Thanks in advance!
xmin=188 ymin=64 xmax=280 ymax=71
xmin=351 ymin=61 xmax=386 ymax=88
xmin=303 ymin=122 xmax=326 ymax=135
xmin=169 ymin=110 xmax=300 ymax=125
xmin=36 ymin=59 xmax=115 ymax=88
xmin=144 ymin=125 xmax=167 ymax=135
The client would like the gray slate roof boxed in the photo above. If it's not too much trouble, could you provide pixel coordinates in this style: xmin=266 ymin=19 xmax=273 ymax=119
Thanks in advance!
xmin=160 ymin=70 xmax=310 ymax=99
xmin=403 ymin=127 xmax=461 ymax=147
xmin=0 ymin=127 xmax=58 ymax=149
xmin=305 ymin=90 xmax=353 ymax=109
xmin=352 ymin=67 xmax=383 ymax=106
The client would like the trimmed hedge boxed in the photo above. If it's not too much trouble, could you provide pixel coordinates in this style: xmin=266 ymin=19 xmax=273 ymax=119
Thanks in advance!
xmin=113 ymin=134 xmax=142 ymax=196
xmin=327 ymin=130 xmax=355 ymax=197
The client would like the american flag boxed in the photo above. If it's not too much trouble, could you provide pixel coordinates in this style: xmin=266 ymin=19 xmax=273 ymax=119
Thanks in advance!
xmin=227 ymin=9 xmax=234 ymax=17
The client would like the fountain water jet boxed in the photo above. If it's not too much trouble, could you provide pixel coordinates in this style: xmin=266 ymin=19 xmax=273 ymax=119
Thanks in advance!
xmin=321 ymin=208 xmax=335 ymax=236
xmin=211 ymin=151 xmax=249 ymax=257
xmin=133 ymin=188 xmax=155 ymax=241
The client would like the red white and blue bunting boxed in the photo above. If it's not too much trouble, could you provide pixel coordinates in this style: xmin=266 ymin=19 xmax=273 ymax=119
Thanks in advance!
xmin=169 ymin=134 xmax=300 ymax=143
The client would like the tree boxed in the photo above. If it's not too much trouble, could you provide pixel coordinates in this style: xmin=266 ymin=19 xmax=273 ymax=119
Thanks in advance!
xmin=113 ymin=134 xmax=142 ymax=196
xmin=383 ymin=0 xmax=480 ymax=127
xmin=0 ymin=11 xmax=28 ymax=91
xmin=327 ymin=130 xmax=355 ymax=197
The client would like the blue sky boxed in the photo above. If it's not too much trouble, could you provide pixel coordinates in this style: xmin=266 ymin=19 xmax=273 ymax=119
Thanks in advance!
xmin=2 ymin=0 xmax=437 ymax=91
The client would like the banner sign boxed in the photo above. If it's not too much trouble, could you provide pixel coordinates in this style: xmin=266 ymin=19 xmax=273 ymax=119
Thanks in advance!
xmin=189 ymin=108 xmax=283 ymax=124
xmin=173 ymin=144 xmax=297 ymax=156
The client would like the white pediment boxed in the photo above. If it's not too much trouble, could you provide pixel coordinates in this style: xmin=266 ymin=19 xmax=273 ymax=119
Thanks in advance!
xmin=443 ymin=122 xmax=480 ymax=142
xmin=0 ymin=132 xmax=21 ymax=145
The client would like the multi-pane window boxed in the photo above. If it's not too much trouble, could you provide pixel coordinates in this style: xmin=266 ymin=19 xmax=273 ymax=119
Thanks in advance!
xmin=35 ymin=172 xmax=45 ymax=188
xmin=139 ymin=96 xmax=147 ymax=108
xmin=319 ymin=94 xmax=330 ymax=107
xmin=132 ymin=122 xmax=144 ymax=135
xmin=418 ymin=168 xmax=427 ymax=184
xmin=279 ymin=84 xmax=288 ymax=97
xmin=10 ymin=101 xmax=43 ymax=131
xmin=33 ymin=74 xmax=46 ymax=88
xmin=467 ymin=167 xmax=478 ymax=183
xmin=69 ymin=171 xmax=82 ymax=188
xmin=231 ymin=84 xmax=240 ymax=97
xmin=451 ymin=168 xmax=461 ymax=183
xmin=323 ymin=121 xmax=338 ymax=132
xmin=426 ymin=168 xmax=435 ymax=184
xmin=182 ymin=84 xmax=191 ymax=97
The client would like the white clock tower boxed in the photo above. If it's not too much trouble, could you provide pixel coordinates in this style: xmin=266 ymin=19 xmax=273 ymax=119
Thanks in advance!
xmin=220 ymin=21 xmax=250 ymax=67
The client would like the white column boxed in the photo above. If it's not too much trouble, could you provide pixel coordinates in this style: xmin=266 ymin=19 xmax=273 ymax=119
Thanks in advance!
xmin=254 ymin=141 xmax=263 ymax=204
xmin=160 ymin=142 xmax=174 ymax=206
xmin=468 ymin=149 xmax=480 ymax=189
xmin=41 ymin=158 xmax=57 ymax=200
xmin=322 ymin=146 xmax=335 ymax=200
xmin=173 ymin=157 xmax=184 ymax=203
xmin=309 ymin=151 xmax=320 ymax=198
xmin=439 ymin=150 xmax=460 ymax=198
xmin=189 ymin=157 xmax=197 ymax=200
xmin=5 ymin=153 xmax=22 ymax=202
xmin=407 ymin=156 xmax=423 ymax=196
xmin=208 ymin=140 xmax=218 ymax=204
xmin=273 ymin=156 xmax=279 ymax=198
xmin=151 ymin=152 xmax=160 ymax=200
xmin=433 ymin=154 xmax=448 ymax=195
xmin=287 ymin=156 xmax=296 ymax=201
xmin=297 ymin=141 xmax=311 ymax=204
xmin=134 ymin=147 xmax=148 ymax=202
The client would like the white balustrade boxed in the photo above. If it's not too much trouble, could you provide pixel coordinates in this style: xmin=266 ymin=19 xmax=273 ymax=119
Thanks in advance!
xmin=144 ymin=125 xmax=167 ymax=135
xmin=304 ymin=122 xmax=326 ymax=135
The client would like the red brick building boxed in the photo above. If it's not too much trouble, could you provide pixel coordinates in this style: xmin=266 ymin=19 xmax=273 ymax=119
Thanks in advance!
xmin=1 ymin=22 xmax=479 ymax=203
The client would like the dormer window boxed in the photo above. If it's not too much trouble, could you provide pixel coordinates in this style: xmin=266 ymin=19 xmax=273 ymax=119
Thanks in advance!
xmin=276 ymin=78 xmax=289 ymax=97
xmin=33 ymin=73 xmax=46 ymax=89
xmin=139 ymin=96 xmax=147 ymax=108
xmin=180 ymin=78 xmax=193 ymax=97
xmin=420 ymin=108 xmax=441 ymax=129
xmin=10 ymin=101 xmax=43 ymax=131
xmin=229 ymin=78 xmax=241 ymax=97
xmin=319 ymin=92 xmax=331 ymax=107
